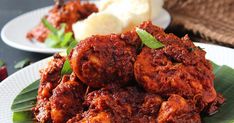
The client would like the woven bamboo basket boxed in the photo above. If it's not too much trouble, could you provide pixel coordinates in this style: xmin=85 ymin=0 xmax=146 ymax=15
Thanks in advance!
xmin=164 ymin=0 xmax=234 ymax=47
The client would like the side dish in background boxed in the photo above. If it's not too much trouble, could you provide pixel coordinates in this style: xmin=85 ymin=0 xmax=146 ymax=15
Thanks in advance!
xmin=73 ymin=0 xmax=164 ymax=40
xmin=26 ymin=0 xmax=98 ymax=45
xmin=19 ymin=21 xmax=223 ymax=123
xmin=25 ymin=0 xmax=164 ymax=48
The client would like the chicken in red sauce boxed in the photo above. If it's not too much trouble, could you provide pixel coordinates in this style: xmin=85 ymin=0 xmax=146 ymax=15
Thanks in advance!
xmin=34 ymin=21 xmax=224 ymax=123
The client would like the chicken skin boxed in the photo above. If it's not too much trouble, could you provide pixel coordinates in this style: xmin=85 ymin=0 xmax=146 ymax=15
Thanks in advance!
xmin=69 ymin=35 xmax=137 ymax=88
xmin=34 ymin=21 xmax=224 ymax=123
xmin=27 ymin=0 xmax=98 ymax=42
xmin=157 ymin=94 xmax=201 ymax=123
xmin=34 ymin=54 xmax=65 ymax=122
xmin=34 ymin=54 xmax=86 ymax=123
xmin=67 ymin=110 xmax=112 ymax=123
xmin=134 ymin=22 xmax=217 ymax=110
xmin=50 ymin=78 xmax=85 ymax=123
xmin=67 ymin=86 xmax=163 ymax=123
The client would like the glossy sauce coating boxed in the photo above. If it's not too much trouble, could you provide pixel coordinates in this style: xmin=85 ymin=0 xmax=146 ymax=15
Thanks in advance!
xmin=34 ymin=21 xmax=224 ymax=123
xmin=68 ymin=86 xmax=163 ymax=123
xmin=50 ymin=80 xmax=85 ymax=123
xmin=34 ymin=54 xmax=65 ymax=122
xmin=69 ymin=35 xmax=137 ymax=88
xmin=134 ymin=22 xmax=217 ymax=109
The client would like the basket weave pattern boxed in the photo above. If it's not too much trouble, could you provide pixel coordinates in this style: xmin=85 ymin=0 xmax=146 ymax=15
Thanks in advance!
xmin=164 ymin=0 xmax=234 ymax=46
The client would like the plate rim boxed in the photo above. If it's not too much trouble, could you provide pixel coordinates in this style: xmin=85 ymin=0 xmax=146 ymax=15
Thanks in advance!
xmin=0 ymin=6 xmax=65 ymax=54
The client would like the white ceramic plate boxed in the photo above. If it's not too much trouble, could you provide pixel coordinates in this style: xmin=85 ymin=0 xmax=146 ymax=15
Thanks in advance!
xmin=1 ymin=2 xmax=171 ymax=54
xmin=0 ymin=43 xmax=233 ymax=123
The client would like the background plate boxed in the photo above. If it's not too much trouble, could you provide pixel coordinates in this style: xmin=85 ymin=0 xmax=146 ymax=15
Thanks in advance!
xmin=1 ymin=2 xmax=171 ymax=54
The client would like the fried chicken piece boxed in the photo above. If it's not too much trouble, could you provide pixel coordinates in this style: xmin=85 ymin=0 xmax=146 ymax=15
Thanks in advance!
xmin=204 ymin=93 xmax=225 ymax=115
xmin=67 ymin=110 xmax=112 ymax=123
xmin=35 ymin=70 xmax=86 ymax=123
xmin=157 ymin=94 xmax=201 ymax=123
xmin=133 ymin=22 xmax=218 ymax=109
xmin=34 ymin=54 xmax=65 ymax=122
xmin=140 ymin=94 xmax=163 ymax=115
xmin=35 ymin=21 xmax=224 ymax=122
xmin=69 ymin=35 xmax=137 ymax=88
xmin=27 ymin=0 xmax=98 ymax=42
xmin=78 ymin=2 xmax=99 ymax=19
xmin=68 ymin=86 xmax=163 ymax=123
xmin=50 ymin=78 xmax=85 ymax=123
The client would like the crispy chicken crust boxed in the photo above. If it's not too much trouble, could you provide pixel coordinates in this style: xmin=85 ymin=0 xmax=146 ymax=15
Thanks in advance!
xmin=158 ymin=94 xmax=201 ymax=123
xmin=50 ymin=79 xmax=85 ymax=123
xmin=134 ymin=22 xmax=217 ymax=109
xmin=69 ymin=35 xmax=137 ymax=88
xmin=34 ymin=54 xmax=86 ymax=122
xmin=68 ymin=86 xmax=163 ymax=123
xmin=34 ymin=54 xmax=65 ymax=122
xmin=35 ymin=21 xmax=224 ymax=123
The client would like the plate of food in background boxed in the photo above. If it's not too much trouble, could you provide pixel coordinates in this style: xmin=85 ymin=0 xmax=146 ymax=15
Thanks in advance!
xmin=1 ymin=0 xmax=170 ymax=54
xmin=0 ymin=21 xmax=234 ymax=123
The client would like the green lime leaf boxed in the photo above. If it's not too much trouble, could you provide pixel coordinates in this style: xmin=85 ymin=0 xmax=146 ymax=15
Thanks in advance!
xmin=136 ymin=28 xmax=164 ymax=49
xmin=61 ymin=38 xmax=77 ymax=75
xmin=13 ymin=111 xmax=34 ymax=123
xmin=14 ymin=58 xmax=31 ymax=69
xmin=42 ymin=19 xmax=76 ymax=49
xmin=41 ymin=18 xmax=58 ymax=34
xmin=57 ymin=23 xmax=66 ymax=38
xmin=66 ymin=41 xmax=78 ymax=55
xmin=0 ymin=59 xmax=5 ymax=67
xmin=60 ymin=32 xmax=73 ymax=47
xmin=45 ymin=33 xmax=60 ymax=48
xmin=61 ymin=59 xmax=72 ymax=75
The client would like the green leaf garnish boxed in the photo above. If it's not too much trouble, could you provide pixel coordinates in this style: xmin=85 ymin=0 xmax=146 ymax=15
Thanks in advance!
xmin=203 ymin=64 xmax=234 ymax=123
xmin=14 ymin=58 xmax=31 ymax=69
xmin=60 ymin=32 xmax=73 ymax=47
xmin=42 ymin=18 xmax=77 ymax=48
xmin=41 ymin=18 xmax=57 ymax=35
xmin=57 ymin=23 xmax=66 ymax=37
xmin=0 ymin=60 xmax=5 ymax=67
xmin=44 ymin=34 xmax=60 ymax=48
xmin=66 ymin=41 xmax=78 ymax=55
xmin=211 ymin=61 xmax=220 ymax=74
xmin=136 ymin=28 xmax=164 ymax=49
xmin=61 ymin=59 xmax=72 ymax=75
xmin=60 ymin=40 xmax=78 ymax=75
xmin=60 ymin=41 xmax=78 ymax=75
xmin=11 ymin=79 xmax=39 ymax=112
xmin=42 ymin=18 xmax=79 ymax=75
xmin=13 ymin=111 xmax=34 ymax=123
